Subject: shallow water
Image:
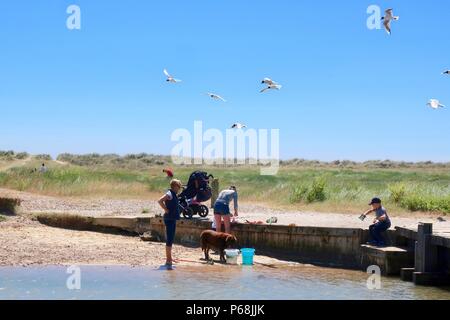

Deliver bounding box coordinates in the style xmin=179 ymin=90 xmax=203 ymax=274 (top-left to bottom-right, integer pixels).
xmin=1 ymin=265 xmax=450 ymax=300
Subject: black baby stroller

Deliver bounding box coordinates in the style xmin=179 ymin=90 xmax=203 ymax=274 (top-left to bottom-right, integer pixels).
xmin=179 ymin=171 xmax=214 ymax=219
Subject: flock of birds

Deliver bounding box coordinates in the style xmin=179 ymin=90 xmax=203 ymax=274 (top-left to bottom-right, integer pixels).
xmin=162 ymin=7 xmax=447 ymax=130
xmin=382 ymin=9 xmax=447 ymax=110
xmin=163 ymin=69 xmax=283 ymax=129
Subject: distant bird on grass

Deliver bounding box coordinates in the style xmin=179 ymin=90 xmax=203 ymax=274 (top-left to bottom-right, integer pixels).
xmin=427 ymin=99 xmax=446 ymax=109
xmin=382 ymin=8 xmax=399 ymax=35
xmin=206 ymin=93 xmax=226 ymax=102
xmin=163 ymin=69 xmax=181 ymax=83
xmin=231 ymin=123 xmax=246 ymax=129
xmin=260 ymin=84 xmax=282 ymax=93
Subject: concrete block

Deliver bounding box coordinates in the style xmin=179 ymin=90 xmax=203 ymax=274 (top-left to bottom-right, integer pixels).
xmin=360 ymin=245 xmax=414 ymax=276
xmin=413 ymin=272 xmax=450 ymax=286
xmin=400 ymin=268 xmax=415 ymax=281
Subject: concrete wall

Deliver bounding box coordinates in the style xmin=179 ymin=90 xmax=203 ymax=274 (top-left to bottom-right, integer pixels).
xmin=144 ymin=218 xmax=368 ymax=268
xmin=89 ymin=217 xmax=405 ymax=269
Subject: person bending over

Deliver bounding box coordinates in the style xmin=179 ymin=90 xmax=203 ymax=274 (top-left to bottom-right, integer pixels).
xmin=213 ymin=186 xmax=238 ymax=234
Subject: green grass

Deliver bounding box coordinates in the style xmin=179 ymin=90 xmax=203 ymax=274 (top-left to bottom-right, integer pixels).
xmin=0 ymin=216 xmax=6 ymax=222
xmin=1 ymin=160 xmax=450 ymax=215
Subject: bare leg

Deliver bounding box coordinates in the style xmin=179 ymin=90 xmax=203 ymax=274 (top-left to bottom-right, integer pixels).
xmin=214 ymin=214 xmax=222 ymax=233
xmin=223 ymin=215 xmax=231 ymax=234
xmin=165 ymin=246 xmax=173 ymax=265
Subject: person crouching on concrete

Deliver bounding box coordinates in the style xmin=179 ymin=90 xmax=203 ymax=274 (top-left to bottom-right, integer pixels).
xmin=361 ymin=198 xmax=391 ymax=247
xmin=157 ymin=179 xmax=182 ymax=267
xmin=213 ymin=186 xmax=238 ymax=234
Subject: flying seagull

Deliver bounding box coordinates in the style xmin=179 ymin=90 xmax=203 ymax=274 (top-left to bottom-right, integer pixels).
xmin=206 ymin=93 xmax=226 ymax=102
xmin=381 ymin=8 xmax=399 ymax=35
xmin=261 ymin=78 xmax=278 ymax=86
xmin=163 ymin=69 xmax=181 ymax=83
xmin=427 ymin=99 xmax=445 ymax=109
xmin=231 ymin=123 xmax=246 ymax=129
xmin=443 ymin=70 xmax=450 ymax=75
xmin=260 ymin=84 xmax=282 ymax=93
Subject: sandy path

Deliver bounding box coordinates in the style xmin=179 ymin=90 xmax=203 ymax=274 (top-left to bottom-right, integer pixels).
xmin=1 ymin=188 xmax=448 ymax=230
xmin=0 ymin=158 xmax=32 ymax=172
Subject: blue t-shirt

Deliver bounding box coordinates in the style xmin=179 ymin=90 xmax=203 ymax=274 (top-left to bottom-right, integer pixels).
xmin=375 ymin=207 xmax=390 ymax=223
xmin=164 ymin=189 xmax=180 ymax=221
xmin=215 ymin=189 xmax=238 ymax=211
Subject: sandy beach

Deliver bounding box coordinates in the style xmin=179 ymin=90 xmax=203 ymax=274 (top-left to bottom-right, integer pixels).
xmin=1 ymin=187 xmax=448 ymax=267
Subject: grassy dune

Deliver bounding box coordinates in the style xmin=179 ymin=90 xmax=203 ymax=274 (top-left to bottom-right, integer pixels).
xmin=1 ymin=154 xmax=450 ymax=215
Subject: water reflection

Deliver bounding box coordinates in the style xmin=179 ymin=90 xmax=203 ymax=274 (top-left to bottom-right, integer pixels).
xmin=0 ymin=265 xmax=449 ymax=300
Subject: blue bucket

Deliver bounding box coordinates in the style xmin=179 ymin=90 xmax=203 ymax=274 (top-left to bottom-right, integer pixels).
xmin=241 ymin=248 xmax=255 ymax=265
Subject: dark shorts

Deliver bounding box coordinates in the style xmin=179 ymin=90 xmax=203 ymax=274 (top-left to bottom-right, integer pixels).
xmin=164 ymin=219 xmax=177 ymax=247
xmin=214 ymin=201 xmax=231 ymax=216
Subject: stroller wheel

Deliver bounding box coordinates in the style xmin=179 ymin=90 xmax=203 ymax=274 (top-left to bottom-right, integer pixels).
xmin=182 ymin=207 xmax=194 ymax=220
xmin=198 ymin=205 xmax=209 ymax=218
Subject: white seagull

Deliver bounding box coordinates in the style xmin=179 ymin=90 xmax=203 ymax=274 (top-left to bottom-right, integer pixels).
xmin=381 ymin=8 xmax=399 ymax=35
xmin=260 ymin=84 xmax=282 ymax=93
xmin=427 ymin=99 xmax=446 ymax=109
xmin=261 ymin=78 xmax=278 ymax=86
xmin=231 ymin=123 xmax=246 ymax=129
xmin=163 ymin=69 xmax=181 ymax=83
xmin=443 ymin=70 xmax=450 ymax=75
xmin=206 ymin=93 xmax=226 ymax=102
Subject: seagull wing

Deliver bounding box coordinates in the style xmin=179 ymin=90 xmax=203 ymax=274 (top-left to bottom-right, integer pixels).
xmin=383 ymin=19 xmax=391 ymax=34
xmin=385 ymin=9 xmax=393 ymax=18
xmin=163 ymin=69 xmax=171 ymax=78
xmin=208 ymin=93 xmax=226 ymax=101
xmin=260 ymin=87 xmax=269 ymax=93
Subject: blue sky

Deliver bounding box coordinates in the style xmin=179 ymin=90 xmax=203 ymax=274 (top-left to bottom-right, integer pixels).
xmin=0 ymin=0 xmax=449 ymax=161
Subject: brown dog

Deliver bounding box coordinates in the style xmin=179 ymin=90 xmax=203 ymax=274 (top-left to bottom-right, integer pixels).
xmin=200 ymin=230 xmax=237 ymax=263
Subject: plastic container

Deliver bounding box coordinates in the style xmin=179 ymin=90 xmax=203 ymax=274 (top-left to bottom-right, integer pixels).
xmin=241 ymin=248 xmax=255 ymax=265
xmin=224 ymin=249 xmax=240 ymax=265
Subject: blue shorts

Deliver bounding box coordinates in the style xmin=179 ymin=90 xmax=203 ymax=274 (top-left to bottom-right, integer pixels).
xmin=164 ymin=219 xmax=177 ymax=247
xmin=214 ymin=201 xmax=231 ymax=216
